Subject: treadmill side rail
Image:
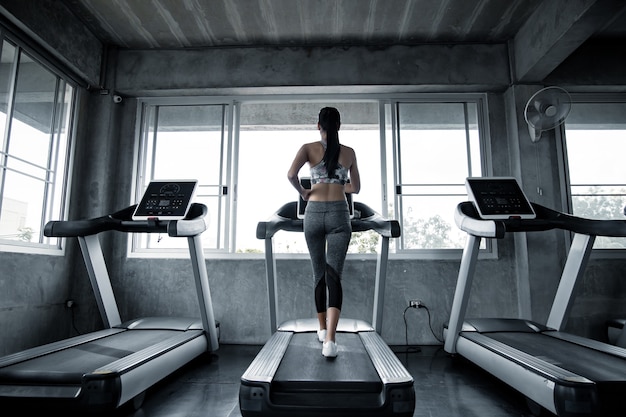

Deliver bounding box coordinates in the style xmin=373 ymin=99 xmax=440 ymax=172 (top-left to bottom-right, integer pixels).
xmin=0 ymin=329 xmax=125 ymax=368
xmin=360 ymin=332 xmax=414 ymax=385
xmin=241 ymin=331 xmax=292 ymax=384
xmin=460 ymin=332 xmax=594 ymax=385
xmin=455 ymin=335 xmax=597 ymax=416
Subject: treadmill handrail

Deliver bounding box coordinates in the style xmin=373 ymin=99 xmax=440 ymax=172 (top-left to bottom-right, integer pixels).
xmin=256 ymin=201 xmax=401 ymax=239
xmin=456 ymin=201 xmax=626 ymax=238
xmin=44 ymin=203 xmax=209 ymax=237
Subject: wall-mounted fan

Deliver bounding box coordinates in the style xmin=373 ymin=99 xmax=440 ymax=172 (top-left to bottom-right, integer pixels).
xmin=524 ymin=86 xmax=571 ymax=142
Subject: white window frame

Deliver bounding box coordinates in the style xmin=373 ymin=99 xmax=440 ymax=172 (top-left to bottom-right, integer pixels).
xmin=0 ymin=34 xmax=77 ymax=255
xmin=561 ymin=93 xmax=626 ymax=258
xmin=131 ymin=96 xmax=234 ymax=255
xmin=388 ymin=95 xmax=492 ymax=258
xmin=131 ymin=93 xmax=491 ymax=259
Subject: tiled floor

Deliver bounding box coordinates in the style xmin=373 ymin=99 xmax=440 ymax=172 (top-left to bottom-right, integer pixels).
xmin=113 ymin=344 xmax=537 ymax=417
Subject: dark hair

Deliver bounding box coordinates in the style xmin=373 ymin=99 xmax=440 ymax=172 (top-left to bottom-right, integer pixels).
xmin=319 ymin=107 xmax=341 ymax=178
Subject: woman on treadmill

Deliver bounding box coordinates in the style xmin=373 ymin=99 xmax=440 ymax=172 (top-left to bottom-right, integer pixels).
xmin=287 ymin=107 xmax=361 ymax=358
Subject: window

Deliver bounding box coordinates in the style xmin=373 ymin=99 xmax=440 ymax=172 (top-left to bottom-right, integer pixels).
xmin=134 ymin=101 xmax=230 ymax=252
xmin=134 ymin=95 xmax=488 ymax=256
xmin=563 ymin=97 xmax=626 ymax=249
xmin=391 ymin=100 xmax=484 ymax=251
xmin=0 ymin=39 xmax=75 ymax=251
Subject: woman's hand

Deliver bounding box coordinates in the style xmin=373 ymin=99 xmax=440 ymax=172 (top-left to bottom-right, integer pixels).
xmin=301 ymin=188 xmax=312 ymax=201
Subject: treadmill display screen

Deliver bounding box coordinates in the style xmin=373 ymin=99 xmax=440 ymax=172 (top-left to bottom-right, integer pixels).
xmin=466 ymin=177 xmax=536 ymax=220
xmin=132 ymin=180 xmax=198 ymax=220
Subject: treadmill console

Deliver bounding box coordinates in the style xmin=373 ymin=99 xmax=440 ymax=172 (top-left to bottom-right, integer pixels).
xmin=132 ymin=180 xmax=198 ymax=220
xmin=466 ymin=177 xmax=536 ymax=220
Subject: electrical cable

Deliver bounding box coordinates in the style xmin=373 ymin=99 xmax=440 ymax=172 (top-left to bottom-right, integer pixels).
xmin=396 ymin=303 xmax=444 ymax=355
xmin=421 ymin=305 xmax=444 ymax=344
xmin=70 ymin=306 xmax=82 ymax=335
xmin=394 ymin=306 xmax=421 ymax=354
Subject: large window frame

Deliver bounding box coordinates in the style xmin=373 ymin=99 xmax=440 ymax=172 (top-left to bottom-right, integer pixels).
xmin=133 ymin=93 xmax=490 ymax=258
xmin=0 ymin=32 xmax=77 ymax=254
xmin=561 ymin=93 xmax=626 ymax=255
xmin=132 ymin=97 xmax=232 ymax=254
xmin=389 ymin=98 xmax=489 ymax=256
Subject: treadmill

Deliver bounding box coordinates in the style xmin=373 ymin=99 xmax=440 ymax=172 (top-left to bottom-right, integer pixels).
xmin=444 ymin=177 xmax=626 ymax=417
xmin=0 ymin=180 xmax=220 ymax=412
xmin=239 ymin=201 xmax=415 ymax=417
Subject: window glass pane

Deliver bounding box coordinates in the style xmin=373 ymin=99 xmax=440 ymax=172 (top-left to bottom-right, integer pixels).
xmin=236 ymin=102 xmax=381 ymax=254
xmin=566 ymin=130 xmax=624 ymax=185
xmin=398 ymin=103 xmax=475 ymax=183
xmin=401 ymin=195 xmax=468 ymax=249
xmin=9 ymin=53 xmax=56 ymax=165
xmin=564 ymin=101 xmax=626 ymax=249
xmin=0 ymin=170 xmax=44 ymax=241
xmin=151 ymin=105 xmax=224 ymax=183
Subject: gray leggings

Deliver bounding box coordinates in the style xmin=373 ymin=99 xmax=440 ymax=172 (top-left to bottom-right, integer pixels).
xmin=303 ymin=201 xmax=352 ymax=312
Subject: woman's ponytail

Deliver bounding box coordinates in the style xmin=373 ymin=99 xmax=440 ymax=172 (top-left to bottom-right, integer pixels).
xmin=319 ymin=107 xmax=341 ymax=178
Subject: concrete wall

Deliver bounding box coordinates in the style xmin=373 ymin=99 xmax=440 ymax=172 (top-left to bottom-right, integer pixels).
xmin=0 ymin=0 xmax=102 ymax=86
xmin=1 ymin=4 xmax=626 ymax=357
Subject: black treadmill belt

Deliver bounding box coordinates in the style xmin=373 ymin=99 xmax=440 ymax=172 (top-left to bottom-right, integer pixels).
xmin=75 ymin=341 xmax=134 ymax=358
xmin=0 ymin=329 xmax=182 ymax=383
xmin=488 ymin=332 xmax=626 ymax=381
xmin=272 ymin=333 xmax=382 ymax=393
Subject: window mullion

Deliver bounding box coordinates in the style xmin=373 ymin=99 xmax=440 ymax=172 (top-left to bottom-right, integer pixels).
xmin=39 ymin=77 xmax=62 ymax=243
xmin=227 ymin=101 xmax=239 ymax=253
xmin=0 ymin=43 xmax=19 ymax=216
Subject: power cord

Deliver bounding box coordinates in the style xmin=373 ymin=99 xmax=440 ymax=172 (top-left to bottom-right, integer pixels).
xmin=420 ymin=305 xmax=444 ymax=344
xmin=397 ymin=306 xmax=421 ymax=353
xmin=403 ymin=302 xmax=444 ymax=347
xmin=65 ymin=300 xmax=83 ymax=335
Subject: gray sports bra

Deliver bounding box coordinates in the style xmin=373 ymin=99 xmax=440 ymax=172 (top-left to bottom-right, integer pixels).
xmin=310 ymin=160 xmax=349 ymax=185
xmin=311 ymin=141 xmax=348 ymax=185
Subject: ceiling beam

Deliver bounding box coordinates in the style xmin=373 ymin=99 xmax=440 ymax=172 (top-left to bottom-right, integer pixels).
xmin=511 ymin=0 xmax=626 ymax=83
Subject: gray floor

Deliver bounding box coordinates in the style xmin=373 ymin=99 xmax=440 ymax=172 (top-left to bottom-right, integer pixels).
xmin=115 ymin=344 xmax=536 ymax=417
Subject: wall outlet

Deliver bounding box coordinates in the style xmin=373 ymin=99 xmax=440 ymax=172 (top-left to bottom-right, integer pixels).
xmin=409 ymin=299 xmax=424 ymax=308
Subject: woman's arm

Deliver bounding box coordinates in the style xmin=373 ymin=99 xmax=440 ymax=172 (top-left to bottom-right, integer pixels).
xmin=287 ymin=144 xmax=312 ymax=199
xmin=345 ymin=148 xmax=360 ymax=194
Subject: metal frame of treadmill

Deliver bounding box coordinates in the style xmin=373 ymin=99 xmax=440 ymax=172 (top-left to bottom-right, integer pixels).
xmin=240 ymin=201 xmax=414 ymax=417
xmin=445 ymin=200 xmax=626 ymax=416
xmin=0 ymin=203 xmax=219 ymax=411
xmin=256 ymin=201 xmax=400 ymax=334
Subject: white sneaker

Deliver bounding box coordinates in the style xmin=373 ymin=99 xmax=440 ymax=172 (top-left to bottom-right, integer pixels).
xmin=317 ymin=329 xmax=327 ymax=343
xmin=322 ymin=341 xmax=338 ymax=358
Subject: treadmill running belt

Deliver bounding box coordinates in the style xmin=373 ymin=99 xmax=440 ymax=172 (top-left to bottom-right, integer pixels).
xmin=487 ymin=332 xmax=626 ymax=381
xmin=0 ymin=329 xmax=183 ymax=384
xmin=272 ymin=333 xmax=382 ymax=393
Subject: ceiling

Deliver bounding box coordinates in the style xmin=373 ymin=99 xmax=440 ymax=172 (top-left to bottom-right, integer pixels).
xmin=59 ymin=0 xmax=626 ymax=50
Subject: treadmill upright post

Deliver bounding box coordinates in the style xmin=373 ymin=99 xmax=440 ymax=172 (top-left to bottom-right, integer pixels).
xmin=187 ymin=234 xmax=220 ymax=351
xmin=546 ymin=233 xmax=595 ymax=331
xmin=78 ymin=234 xmax=122 ymax=328
xmin=264 ymin=236 xmax=278 ymax=333
xmin=372 ymin=235 xmax=390 ymax=333
xmin=444 ymin=234 xmax=481 ymax=354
